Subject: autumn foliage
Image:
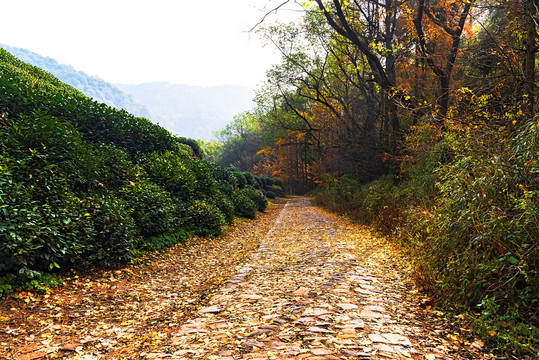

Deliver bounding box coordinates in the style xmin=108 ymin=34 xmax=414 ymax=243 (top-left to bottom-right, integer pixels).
xmin=211 ymin=0 xmax=538 ymax=355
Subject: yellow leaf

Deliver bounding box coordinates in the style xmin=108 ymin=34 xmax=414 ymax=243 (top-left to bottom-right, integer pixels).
xmin=488 ymin=330 xmax=496 ymax=336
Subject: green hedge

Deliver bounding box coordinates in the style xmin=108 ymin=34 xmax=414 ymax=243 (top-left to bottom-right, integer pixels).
xmin=0 ymin=47 xmax=281 ymax=292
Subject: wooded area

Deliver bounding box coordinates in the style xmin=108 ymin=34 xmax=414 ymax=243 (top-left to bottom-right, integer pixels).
xmin=207 ymin=0 xmax=538 ymax=356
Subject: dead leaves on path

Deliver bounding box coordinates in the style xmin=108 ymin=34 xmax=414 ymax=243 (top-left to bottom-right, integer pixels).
xmin=151 ymin=198 xmax=492 ymax=360
xmin=1 ymin=198 xmax=492 ymax=359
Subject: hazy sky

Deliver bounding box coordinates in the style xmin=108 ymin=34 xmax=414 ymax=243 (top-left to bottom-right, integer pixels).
xmin=0 ymin=0 xmax=304 ymax=87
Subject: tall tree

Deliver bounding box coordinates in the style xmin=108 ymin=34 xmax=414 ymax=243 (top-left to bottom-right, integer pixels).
xmin=412 ymin=0 xmax=475 ymax=125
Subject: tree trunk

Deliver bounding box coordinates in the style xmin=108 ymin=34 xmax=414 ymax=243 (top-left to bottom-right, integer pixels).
xmin=438 ymin=75 xmax=450 ymax=130
xmin=524 ymin=0 xmax=537 ymax=117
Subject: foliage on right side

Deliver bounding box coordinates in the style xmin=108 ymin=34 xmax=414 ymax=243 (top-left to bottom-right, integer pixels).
xmin=208 ymin=1 xmax=538 ymax=357
xmin=314 ymin=99 xmax=538 ymax=355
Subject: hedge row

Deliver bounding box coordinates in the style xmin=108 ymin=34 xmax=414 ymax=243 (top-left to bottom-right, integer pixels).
xmin=0 ymin=48 xmax=281 ymax=289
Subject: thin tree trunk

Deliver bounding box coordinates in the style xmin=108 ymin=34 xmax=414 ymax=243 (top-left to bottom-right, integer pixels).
xmin=524 ymin=0 xmax=536 ymax=117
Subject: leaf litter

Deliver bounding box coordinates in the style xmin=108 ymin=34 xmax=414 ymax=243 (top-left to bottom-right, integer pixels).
xmin=1 ymin=197 xmax=494 ymax=359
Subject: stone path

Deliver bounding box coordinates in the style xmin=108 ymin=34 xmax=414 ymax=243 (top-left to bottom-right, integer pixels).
xmin=148 ymin=197 xmax=476 ymax=360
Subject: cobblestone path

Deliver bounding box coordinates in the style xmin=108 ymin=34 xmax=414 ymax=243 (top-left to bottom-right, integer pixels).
xmin=164 ymin=198 xmax=481 ymax=360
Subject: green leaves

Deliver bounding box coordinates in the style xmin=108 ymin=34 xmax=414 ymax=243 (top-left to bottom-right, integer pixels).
xmin=0 ymin=47 xmax=279 ymax=296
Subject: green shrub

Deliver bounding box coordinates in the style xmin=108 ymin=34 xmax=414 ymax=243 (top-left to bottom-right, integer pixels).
xmin=232 ymin=189 xmax=258 ymax=219
xmin=84 ymin=192 xmax=138 ymax=264
xmin=177 ymin=137 xmax=203 ymax=158
xmin=139 ymin=151 xmax=196 ymax=201
xmin=265 ymin=191 xmax=276 ymax=199
xmin=213 ymin=191 xmax=235 ymax=223
xmin=187 ymin=200 xmax=225 ymax=236
xmin=119 ymin=180 xmax=178 ymax=237
xmin=267 ymin=184 xmax=283 ymax=196
xmin=230 ymin=168 xmax=247 ymax=189
xmin=243 ymin=172 xmax=256 ymax=187
xmin=3 ymin=113 xmax=102 ymax=192
xmin=0 ymin=157 xmax=96 ymax=275
xmin=185 ymin=158 xmax=218 ymax=198
xmin=93 ymin=144 xmax=137 ymax=189
xmin=242 ymin=187 xmax=268 ymax=212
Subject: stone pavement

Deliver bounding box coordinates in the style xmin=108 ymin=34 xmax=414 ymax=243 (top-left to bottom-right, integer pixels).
xmin=148 ymin=197 xmax=471 ymax=360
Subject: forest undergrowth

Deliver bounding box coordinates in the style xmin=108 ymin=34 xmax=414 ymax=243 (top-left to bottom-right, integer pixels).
xmin=315 ymin=110 xmax=539 ymax=358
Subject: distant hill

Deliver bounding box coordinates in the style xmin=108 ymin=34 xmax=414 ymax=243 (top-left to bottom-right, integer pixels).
xmin=117 ymin=83 xmax=255 ymax=141
xmin=0 ymin=44 xmax=256 ymax=140
xmin=0 ymin=43 xmax=154 ymax=120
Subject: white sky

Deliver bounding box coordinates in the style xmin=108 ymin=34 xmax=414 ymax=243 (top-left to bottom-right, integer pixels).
xmin=0 ymin=0 xmax=304 ymax=88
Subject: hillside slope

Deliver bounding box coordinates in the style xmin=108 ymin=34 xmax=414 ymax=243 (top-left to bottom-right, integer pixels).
xmin=0 ymin=43 xmax=154 ymax=120
xmin=0 ymin=44 xmax=255 ymax=140
xmin=0 ymin=47 xmax=279 ymax=290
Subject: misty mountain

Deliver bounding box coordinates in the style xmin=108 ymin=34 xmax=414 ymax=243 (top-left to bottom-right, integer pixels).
xmin=0 ymin=43 xmax=154 ymax=120
xmin=116 ymin=83 xmax=255 ymax=141
xmin=0 ymin=44 xmax=256 ymax=140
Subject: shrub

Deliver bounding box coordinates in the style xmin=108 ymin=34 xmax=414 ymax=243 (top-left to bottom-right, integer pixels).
xmin=230 ymin=168 xmax=247 ymax=189
xmin=232 ymin=189 xmax=258 ymax=219
xmin=267 ymin=184 xmax=284 ymax=197
xmin=212 ymin=191 xmax=235 ymax=223
xmin=265 ymin=191 xmax=276 ymax=199
xmin=243 ymin=172 xmax=256 ymax=187
xmin=139 ymin=151 xmax=196 ymax=201
xmin=211 ymin=164 xmax=238 ymax=195
xmin=3 ymin=113 xmax=102 ymax=193
xmin=84 ymin=192 xmax=138 ymax=264
xmin=119 ymin=180 xmax=177 ymax=237
xmin=177 ymin=137 xmax=203 ymax=158
xmin=186 ymin=200 xmax=225 ymax=236
xmin=185 ymin=158 xmax=218 ymax=198
xmin=0 ymin=156 xmax=95 ymax=275
xmin=93 ymin=144 xmax=137 ymax=189
xmin=242 ymin=187 xmax=268 ymax=212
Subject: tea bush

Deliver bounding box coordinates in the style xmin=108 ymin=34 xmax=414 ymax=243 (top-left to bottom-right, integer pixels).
xmin=187 ymin=200 xmax=226 ymax=236
xmin=242 ymin=187 xmax=268 ymax=212
xmin=265 ymin=191 xmax=276 ymax=199
xmin=119 ymin=180 xmax=177 ymax=237
xmin=84 ymin=192 xmax=138 ymax=264
xmin=232 ymin=189 xmax=258 ymax=219
xmin=186 ymin=158 xmax=219 ymax=198
xmin=139 ymin=151 xmax=196 ymax=201
xmin=212 ymin=191 xmax=236 ymax=223
xmin=0 ymin=154 xmax=94 ymax=274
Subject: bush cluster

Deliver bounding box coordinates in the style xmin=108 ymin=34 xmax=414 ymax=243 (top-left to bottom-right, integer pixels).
xmin=0 ymin=48 xmax=280 ymax=293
